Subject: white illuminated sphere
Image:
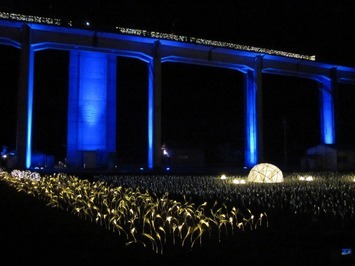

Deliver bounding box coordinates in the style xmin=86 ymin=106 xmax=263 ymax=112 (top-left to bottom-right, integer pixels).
xmin=247 ymin=163 xmax=283 ymax=183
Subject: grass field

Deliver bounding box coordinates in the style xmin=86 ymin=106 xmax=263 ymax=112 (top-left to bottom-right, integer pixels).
xmin=1 ymin=170 xmax=354 ymax=265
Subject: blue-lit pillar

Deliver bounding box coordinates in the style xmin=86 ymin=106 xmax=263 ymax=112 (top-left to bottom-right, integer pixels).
xmin=147 ymin=41 xmax=162 ymax=170
xmin=16 ymin=24 xmax=34 ymax=169
xmin=67 ymin=51 xmax=116 ymax=168
xmin=319 ymin=70 xmax=336 ymax=145
xmin=255 ymin=56 xmax=264 ymax=163
xmin=244 ymin=56 xmax=263 ymax=167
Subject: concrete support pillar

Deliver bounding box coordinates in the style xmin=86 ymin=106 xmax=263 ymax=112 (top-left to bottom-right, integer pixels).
xmin=319 ymin=69 xmax=336 ymax=145
xmin=244 ymin=56 xmax=263 ymax=167
xmin=16 ymin=24 xmax=34 ymax=169
xmin=147 ymin=41 xmax=162 ymax=170
xmin=67 ymin=51 xmax=116 ymax=168
xmin=255 ymin=56 xmax=264 ymax=163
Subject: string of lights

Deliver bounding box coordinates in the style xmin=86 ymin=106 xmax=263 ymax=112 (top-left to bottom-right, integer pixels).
xmin=0 ymin=11 xmax=315 ymax=61
xmin=117 ymin=27 xmax=316 ymax=61
xmin=0 ymin=11 xmax=61 ymax=26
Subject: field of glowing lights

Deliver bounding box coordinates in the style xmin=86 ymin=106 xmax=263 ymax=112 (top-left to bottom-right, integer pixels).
xmin=0 ymin=169 xmax=354 ymax=265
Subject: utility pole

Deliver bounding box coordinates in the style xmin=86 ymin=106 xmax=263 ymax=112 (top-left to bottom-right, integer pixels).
xmin=283 ymin=117 xmax=288 ymax=170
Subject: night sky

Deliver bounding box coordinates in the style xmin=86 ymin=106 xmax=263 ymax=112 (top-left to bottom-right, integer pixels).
xmin=0 ymin=1 xmax=355 ymax=170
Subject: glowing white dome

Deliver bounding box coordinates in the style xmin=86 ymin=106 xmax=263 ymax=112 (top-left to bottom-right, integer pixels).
xmin=247 ymin=163 xmax=283 ymax=183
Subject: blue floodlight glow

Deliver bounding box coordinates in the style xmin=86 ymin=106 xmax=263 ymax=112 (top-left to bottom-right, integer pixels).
xmin=26 ymin=47 xmax=34 ymax=169
xmin=67 ymin=51 xmax=116 ymax=167
xmin=244 ymin=70 xmax=258 ymax=167
xmin=341 ymin=248 xmax=352 ymax=256
xmin=147 ymin=59 xmax=154 ymax=169
xmin=77 ymin=53 xmax=108 ymax=150
xmin=320 ymin=82 xmax=335 ymax=144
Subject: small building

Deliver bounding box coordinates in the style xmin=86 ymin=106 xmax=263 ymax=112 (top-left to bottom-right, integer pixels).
xmin=301 ymin=144 xmax=355 ymax=171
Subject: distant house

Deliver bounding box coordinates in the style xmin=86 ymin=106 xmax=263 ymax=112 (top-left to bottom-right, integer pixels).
xmin=301 ymin=144 xmax=355 ymax=171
